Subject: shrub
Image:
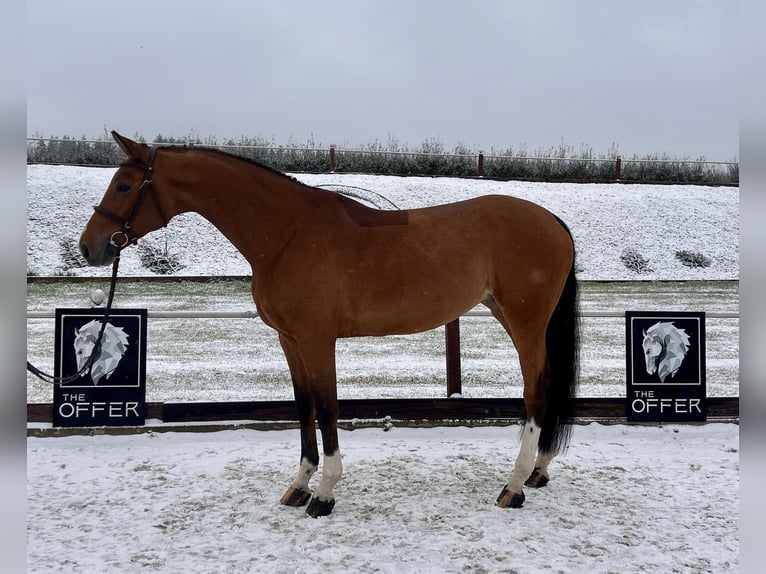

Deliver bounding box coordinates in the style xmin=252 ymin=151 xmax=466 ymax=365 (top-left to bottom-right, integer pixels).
xmin=620 ymin=249 xmax=653 ymax=274
xmin=137 ymin=240 xmax=185 ymax=274
xmin=27 ymin=132 xmax=739 ymax=184
xmin=675 ymin=250 xmax=712 ymax=268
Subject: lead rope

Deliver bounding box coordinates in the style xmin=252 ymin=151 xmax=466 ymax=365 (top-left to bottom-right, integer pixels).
xmin=26 ymin=252 xmax=122 ymax=386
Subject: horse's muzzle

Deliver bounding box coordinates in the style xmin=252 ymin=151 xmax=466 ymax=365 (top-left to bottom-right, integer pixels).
xmin=79 ymin=239 xmax=116 ymax=267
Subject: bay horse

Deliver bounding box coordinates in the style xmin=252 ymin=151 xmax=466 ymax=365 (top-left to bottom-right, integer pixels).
xmin=79 ymin=131 xmax=580 ymax=517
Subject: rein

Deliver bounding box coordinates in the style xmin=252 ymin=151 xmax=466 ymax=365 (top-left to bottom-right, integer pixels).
xmin=26 ymin=252 xmax=122 ymax=385
xmin=27 ymin=144 xmax=163 ymax=386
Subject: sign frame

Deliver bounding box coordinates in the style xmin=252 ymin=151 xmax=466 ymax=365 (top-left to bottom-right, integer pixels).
xmin=52 ymin=308 xmax=147 ymax=427
xmin=625 ymin=311 xmax=706 ymax=422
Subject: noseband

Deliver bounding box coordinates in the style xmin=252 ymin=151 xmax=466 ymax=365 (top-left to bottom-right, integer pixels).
xmin=93 ymin=145 xmax=169 ymax=247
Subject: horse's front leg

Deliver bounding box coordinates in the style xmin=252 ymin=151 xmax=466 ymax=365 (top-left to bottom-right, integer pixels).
xmin=279 ymin=376 xmax=318 ymax=508
xmin=306 ymin=387 xmax=342 ymax=518
xmin=278 ymin=333 xmax=342 ymax=517
xmin=279 ymin=334 xmax=317 ymax=508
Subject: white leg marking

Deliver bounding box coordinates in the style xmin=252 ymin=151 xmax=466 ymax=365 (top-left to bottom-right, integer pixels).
xmin=314 ymin=450 xmax=343 ymax=501
xmin=533 ymin=450 xmax=556 ymax=478
xmin=292 ymin=457 xmax=317 ymax=491
xmin=507 ymin=418 xmax=541 ymax=492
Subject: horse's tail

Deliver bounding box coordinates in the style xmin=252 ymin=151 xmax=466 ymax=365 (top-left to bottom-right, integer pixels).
xmin=538 ymin=218 xmax=580 ymax=455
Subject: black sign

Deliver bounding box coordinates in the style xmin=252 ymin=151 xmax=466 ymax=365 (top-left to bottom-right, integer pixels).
xmin=625 ymin=311 xmax=706 ymax=422
xmin=53 ymin=308 xmax=147 ymax=427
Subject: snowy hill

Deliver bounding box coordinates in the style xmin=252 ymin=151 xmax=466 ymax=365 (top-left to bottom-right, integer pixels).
xmin=26 ymin=165 xmax=739 ymax=280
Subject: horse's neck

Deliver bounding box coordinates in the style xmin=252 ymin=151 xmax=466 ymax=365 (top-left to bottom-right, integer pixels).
xmin=167 ymin=152 xmax=319 ymax=267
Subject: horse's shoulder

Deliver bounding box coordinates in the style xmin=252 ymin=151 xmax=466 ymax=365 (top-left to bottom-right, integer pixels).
xmin=335 ymin=194 xmax=409 ymax=228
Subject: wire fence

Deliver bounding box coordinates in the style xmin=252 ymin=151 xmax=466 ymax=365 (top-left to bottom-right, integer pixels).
xmin=26 ymin=137 xmax=739 ymax=185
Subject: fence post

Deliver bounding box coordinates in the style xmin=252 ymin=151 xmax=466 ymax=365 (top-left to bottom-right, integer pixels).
xmin=445 ymin=319 xmax=462 ymax=397
xmin=477 ymin=151 xmax=484 ymax=177
xmin=615 ymin=156 xmax=621 ymax=180
xmin=329 ymin=145 xmax=336 ymax=173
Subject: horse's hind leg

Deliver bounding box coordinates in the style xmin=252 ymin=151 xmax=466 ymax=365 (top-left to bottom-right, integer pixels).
xmin=483 ymin=296 xmax=551 ymax=507
xmin=525 ymin=450 xmax=555 ymax=488
xmin=497 ymin=342 xmax=550 ymax=508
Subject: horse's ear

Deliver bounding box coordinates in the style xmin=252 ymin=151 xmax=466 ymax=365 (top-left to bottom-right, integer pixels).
xmin=642 ymin=329 xmax=646 ymax=337
xmin=74 ymin=327 xmax=79 ymax=336
xmin=112 ymin=131 xmax=149 ymax=161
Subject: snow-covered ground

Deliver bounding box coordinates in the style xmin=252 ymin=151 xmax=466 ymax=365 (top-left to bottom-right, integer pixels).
xmin=26 ymin=165 xmax=739 ymax=280
xmin=27 ymin=422 xmax=739 ymax=573
xmin=26 ymin=165 xmax=740 ymax=572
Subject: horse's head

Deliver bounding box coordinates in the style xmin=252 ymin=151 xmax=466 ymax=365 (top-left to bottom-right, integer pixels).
xmin=79 ymin=131 xmax=170 ymax=266
xmin=73 ymin=320 xmax=130 ymax=385
xmin=642 ymin=329 xmax=664 ymax=376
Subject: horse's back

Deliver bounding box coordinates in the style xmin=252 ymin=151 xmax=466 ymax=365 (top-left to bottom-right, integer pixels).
xmin=337 ymin=193 xmax=568 ymax=247
xmin=313 ymin=193 xmax=575 ymax=336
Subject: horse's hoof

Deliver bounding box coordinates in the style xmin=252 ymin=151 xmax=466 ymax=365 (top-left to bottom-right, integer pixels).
xmin=306 ymin=497 xmax=335 ymax=518
xmin=280 ymin=486 xmax=312 ymax=507
xmin=496 ymin=485 xmax=525 ymax=508
xmin=525 ymin=467 xmax=550 ymax=488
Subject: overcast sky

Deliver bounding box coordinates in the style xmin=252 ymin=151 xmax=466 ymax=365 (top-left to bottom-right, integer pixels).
xmin=27 ymin=0 xmax=738 ymax=160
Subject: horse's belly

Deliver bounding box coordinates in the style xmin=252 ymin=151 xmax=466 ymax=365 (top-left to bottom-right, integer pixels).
xmin=339 ymin=285 xmax=486 ymax=337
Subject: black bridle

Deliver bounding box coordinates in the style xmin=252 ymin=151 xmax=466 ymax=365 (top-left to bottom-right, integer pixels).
xmin=27 ymin=145 xmax=166 ymax=386
xmin=92 ymin=145 xmax=168 ymax=248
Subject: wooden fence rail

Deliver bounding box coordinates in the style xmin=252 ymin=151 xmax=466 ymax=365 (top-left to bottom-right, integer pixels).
xmin=27 ymin=397 xmax=739 ymax=428
xmin=27 ymin=309 xmax=739 ymax=426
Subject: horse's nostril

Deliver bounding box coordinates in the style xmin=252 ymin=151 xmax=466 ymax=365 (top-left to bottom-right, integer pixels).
xmin=80 ymin=244 xmax=89 ymax=261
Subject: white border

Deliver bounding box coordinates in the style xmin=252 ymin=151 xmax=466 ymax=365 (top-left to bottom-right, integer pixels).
xmin=629 ymin=315 xmax=703 ymax=386
xmin=56 ymin=311 xmax=145 ymax=389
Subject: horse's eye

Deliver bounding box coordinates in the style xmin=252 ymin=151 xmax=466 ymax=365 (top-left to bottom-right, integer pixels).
xmin=116 ymin=183 xmax=131 ymax=193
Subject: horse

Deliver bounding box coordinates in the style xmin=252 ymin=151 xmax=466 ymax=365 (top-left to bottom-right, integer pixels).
xmin=79 ymin=131 xmax=580 ymax=517
xmin=642 ymin=321 xmax=691 ymax=383
xmin=73 ymin=319 xmax=130 ymax=385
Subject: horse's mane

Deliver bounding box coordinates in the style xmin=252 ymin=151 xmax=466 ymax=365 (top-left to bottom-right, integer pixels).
xmin=645 ymin=322 xmax=690 ymax=351
xmin=155 ymin=144 xmax=412 ymax=218
xmin=159 ymin=145 xmax=309 ymax=188
xmin=151 ymin=145 xmax=402 ymax=212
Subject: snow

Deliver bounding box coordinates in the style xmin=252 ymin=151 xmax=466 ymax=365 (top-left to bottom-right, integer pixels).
xmin=26 ymin=165 xmax=739 ymax=571
xmin=26 ymin=165 xmax=739 ymax=280
xmin=27 ymin=422 xmax=739 ymax=572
